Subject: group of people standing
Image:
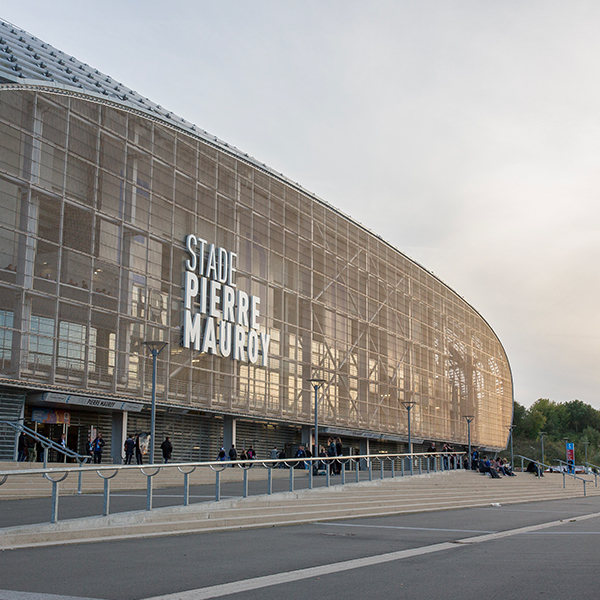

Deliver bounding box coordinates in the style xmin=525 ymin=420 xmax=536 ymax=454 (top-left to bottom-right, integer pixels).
xmin=16 ymin=432 xmax=40 ymax=462
xmin=217 ymin=444 xmax=256 ymax=465
xmin=122 ymin=433 xmax=146 ymax=464
xmin=426 ymin=441 xmax=459 ymax=469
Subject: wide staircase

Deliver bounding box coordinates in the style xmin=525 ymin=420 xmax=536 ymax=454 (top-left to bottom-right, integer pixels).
xmin=0 ymin=460 xmax=292 ymax=498
xmin=0 ymin=468 xmax=597 ymax=550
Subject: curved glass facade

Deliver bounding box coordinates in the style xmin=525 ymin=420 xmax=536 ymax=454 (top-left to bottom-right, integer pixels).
xmin=0 ymin=84 xmax=513 ymax=452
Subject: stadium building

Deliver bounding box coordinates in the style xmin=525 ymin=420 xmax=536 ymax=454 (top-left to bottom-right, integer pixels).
xmin=0 ymin=20 xmax=513 ymax=463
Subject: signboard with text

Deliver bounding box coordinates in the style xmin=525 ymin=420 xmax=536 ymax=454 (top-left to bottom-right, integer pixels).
xmin=182 ymin=235 xmax=271 ymax=365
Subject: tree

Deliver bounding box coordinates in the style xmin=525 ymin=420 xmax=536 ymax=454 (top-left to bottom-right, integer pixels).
xmin=564 ymin=400 xmax=600 ymax=434
xmin=512 ymin=400 xmax=527 ymax=436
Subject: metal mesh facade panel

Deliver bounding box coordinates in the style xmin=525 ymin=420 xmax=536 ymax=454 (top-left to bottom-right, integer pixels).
xmin=0 ymin=86 xmax=513 ymax=451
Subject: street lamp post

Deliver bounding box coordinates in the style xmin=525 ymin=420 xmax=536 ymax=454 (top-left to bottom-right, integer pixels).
xmin=507 ymin=425 xmax=515 ymax=468
xmin=539 ymin=431 xmax=546 ymax=467
xmin=583 ymin=441 xmax=590 ymax=468
xmin=308 ymin=378 xmax=326 ymax=474
xmin=402 ymin=401 xmax=417 ymax=475
xmin=144 ymin=340 xmax=168 ymax=464
xmin=464 ymin=416 xmax=474 ymax=470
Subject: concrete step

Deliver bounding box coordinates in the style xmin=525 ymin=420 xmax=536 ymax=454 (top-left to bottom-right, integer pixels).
xmin=0 ymin=470 xmax=594 ymax=550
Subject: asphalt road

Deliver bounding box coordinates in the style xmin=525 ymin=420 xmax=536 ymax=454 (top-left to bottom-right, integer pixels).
xmin=1 ymin=496 xmax=599 ymax=600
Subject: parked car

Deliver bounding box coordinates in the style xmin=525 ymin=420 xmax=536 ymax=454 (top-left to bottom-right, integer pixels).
xmin=545 ymin=464 xmax=588 ymax=474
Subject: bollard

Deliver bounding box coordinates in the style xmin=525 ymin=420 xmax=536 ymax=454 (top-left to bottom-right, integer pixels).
xmin=146 ymin=474 xmax=153 ymax=510
xmin=178 ymin=466 xmax=196 ymax=507
xmin=183 ymin=472 xmax=190 ymax=506
xmin=51 ymin=480 xmax=59 ymax=523
xmin=103 ymin=478 xmax=111 ymax=516
xmin=44 ymin=471 xmax=69 ymax=524
xmin=215 ymin=470 xmax=221 ymax=501
xmin=289 ymin=466 xmax=294 ymax=492
xmin=268 ymin=467 xmax=273 ymax=494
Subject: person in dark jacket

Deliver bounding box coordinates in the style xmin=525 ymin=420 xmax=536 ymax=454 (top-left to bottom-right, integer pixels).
xmin=335 ymin=437 xmax=343 ymax=474
xmin=93 ymin=432 xmax=105 ymax=464
xmin=161 ymin=436 xmax=173 ymax=463
xmin=228 ymin=444 xmax=237 ymax=466
xmin=124 ymin=434 xmax=135 ymax=464
xmin=17 ymin=432 xmax=27 ymax=462
xmin=135 ymin=433 xmax=143 ymax=465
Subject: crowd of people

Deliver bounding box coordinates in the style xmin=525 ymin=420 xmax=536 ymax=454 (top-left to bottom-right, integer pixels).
xmin=16 ymin=431 xmax=531 ymax=479
xmin=471 ymin=450 xmax=516 ymax=478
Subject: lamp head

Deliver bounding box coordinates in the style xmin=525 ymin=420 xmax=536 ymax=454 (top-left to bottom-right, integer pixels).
xmin=307 ymin=378 xmax=326 ymax=388
xmin=144 ymin=340 xmax=168 ymax=355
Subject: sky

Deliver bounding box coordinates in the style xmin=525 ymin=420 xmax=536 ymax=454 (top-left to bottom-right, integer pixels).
xmin=3 ymin=1 xmax=600 ymax=409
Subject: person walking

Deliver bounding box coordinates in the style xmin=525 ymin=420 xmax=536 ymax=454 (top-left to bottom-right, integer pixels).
xmin=86 ymin=437 xmax=94 ymax=462
xmin=161 ymin=436 xmax=173 ymax=463
xmin=247 ymin=445 xmax=256 ymax=467
xmin=92 ymin=432 xmax=105 ymax=464
xmin=17 ymin=432 xmax=27 ymax=462
xmin=27 ymin=436 xmax=36 ymax=462
xmin=327 ymin=437 xmax=337 ymax=474
xmin=134 ymin=433 xmax=143 ymax=465
xmin=228 ymin=444 xmax=237 ymax=466
xmin=124 ymin=434 xmax=135 ymax=464
xmin=295 ymin=444 xmax=306 ymax=469
xmin=59 ymin=433 xmax=67 ymax=462
xmin=335 ymin=437 xmax=343 ymax=474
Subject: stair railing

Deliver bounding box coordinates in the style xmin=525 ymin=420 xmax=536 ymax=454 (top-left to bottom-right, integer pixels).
xmin=583 ymin=462 xmax=600 ymax=487
xmin=0 ymin=420 xmax=90 ymax=466
xmin=515 ymin=454 xmax=590 ymax=496
xmin=0 ymin=450 xmax=466 ymax=525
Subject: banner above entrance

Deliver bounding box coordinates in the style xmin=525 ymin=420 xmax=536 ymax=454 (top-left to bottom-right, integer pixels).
xmin=32 ymin=408 xmax=71 ymax=424
xmin=31 ymin=392 xmax=144 ymax=413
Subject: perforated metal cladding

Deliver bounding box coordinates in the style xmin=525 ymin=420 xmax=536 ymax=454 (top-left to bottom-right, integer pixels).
xmin=0 ymin=85 xmax=513 ymax=451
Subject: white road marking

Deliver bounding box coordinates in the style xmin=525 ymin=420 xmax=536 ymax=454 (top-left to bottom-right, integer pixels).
xmin=313 ymin=522 xmax=497 ymax=534
xmin=143 ymin=510 xmax=600 ymax=600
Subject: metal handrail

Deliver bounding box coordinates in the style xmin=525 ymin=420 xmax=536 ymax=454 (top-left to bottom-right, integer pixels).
xmin=0 ymin=420 xmax=90 ymax=466
xmin=0 ymin=450 xmax=465 ymax=524
xmin=554 ymin=458 xmax=588 ymax=473
xmin=583 ymin=461 xmax=600 ymax=487
xmin=515 ymin=454 xmax=590 ymax=496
